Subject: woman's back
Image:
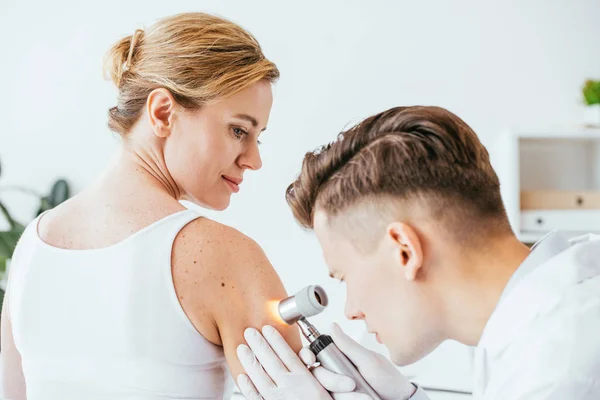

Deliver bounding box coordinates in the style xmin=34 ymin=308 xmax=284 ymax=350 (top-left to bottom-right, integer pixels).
xmin=9 ymin=208 xmax=233 ymax=399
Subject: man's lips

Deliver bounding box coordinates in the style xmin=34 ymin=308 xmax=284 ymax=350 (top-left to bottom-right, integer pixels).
xmin=368 ymin=329 xmax=382 ymax=343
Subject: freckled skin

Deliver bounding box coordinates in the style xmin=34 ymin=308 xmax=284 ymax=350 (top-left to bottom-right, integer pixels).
xmin=172 ymin=217 xmax=301 ymax=379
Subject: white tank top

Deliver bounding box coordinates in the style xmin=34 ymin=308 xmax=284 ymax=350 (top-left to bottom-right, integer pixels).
xmin=8 ymin=209 xmax=233 ymax=400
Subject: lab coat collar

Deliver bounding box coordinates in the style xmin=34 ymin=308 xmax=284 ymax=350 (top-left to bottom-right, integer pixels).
xmin=476 ymin=230 xmax=599 ymax=356
xmin=496 ymin=230 xmax=569 ymax=306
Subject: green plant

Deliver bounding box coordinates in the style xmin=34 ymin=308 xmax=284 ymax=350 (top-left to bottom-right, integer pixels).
xmin=0 ymin=159 xmax=70 ymax=310
xmin=583 ymin=80 xmax=600 ymax=106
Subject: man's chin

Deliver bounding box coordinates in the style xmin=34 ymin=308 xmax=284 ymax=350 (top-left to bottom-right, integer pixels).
xmin=389 ymin=346 xmax=429 ymax=367
xmin=390 ymin=354 xmax=413 ymax=367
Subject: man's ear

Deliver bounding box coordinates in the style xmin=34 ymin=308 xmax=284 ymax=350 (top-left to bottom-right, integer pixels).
xmin=146 ymin=88 xmax=176 ymax=138
xmin=386 ymin=222 xmax=423 ymax=281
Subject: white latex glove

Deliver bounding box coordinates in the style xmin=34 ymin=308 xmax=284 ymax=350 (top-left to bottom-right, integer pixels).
xmin=299 ymin=323 xmax=416 ymax=400
xmin=237 ymin=325 xmax=364 ymax=400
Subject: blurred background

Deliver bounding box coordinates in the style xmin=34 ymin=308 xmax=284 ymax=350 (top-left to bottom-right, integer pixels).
xmin=2 ymin=0 xmax=600 ymax=398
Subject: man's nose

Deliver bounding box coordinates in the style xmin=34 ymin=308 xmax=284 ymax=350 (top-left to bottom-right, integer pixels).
xmin=344 ymin=296 xmax=365 ymax=321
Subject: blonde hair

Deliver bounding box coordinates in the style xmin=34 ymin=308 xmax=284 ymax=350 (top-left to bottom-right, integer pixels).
xmin=103 ymin=12 xmax=280 ymax=135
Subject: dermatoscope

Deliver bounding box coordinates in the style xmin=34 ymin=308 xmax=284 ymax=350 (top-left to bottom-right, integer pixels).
xmin=277 ymin=285 xmax=382 ymax=399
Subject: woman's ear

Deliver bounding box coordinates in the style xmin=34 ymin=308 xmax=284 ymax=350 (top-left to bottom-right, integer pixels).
xmin=146 ymin=88 xmax=175 ymax=138
xmin=386 ymin=222 xmax=423 ymax=281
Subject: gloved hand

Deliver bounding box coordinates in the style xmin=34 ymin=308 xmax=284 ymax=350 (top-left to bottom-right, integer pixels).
xmin=299 ymin=323 xmax=416 ymax=400
xmin=237 ymin=325 xmax=364 ymax=400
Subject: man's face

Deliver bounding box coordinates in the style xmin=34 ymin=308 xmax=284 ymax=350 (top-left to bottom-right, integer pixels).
xmin=313 ymin=209 xmax=443 ymax=366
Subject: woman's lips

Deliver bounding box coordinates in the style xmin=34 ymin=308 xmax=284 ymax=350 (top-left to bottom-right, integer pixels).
xmin=222 ymin=176 xmax=241 ymax=193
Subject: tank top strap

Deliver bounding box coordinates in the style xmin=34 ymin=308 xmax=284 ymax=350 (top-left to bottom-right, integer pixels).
xmin=159 ymin=208 xmax=204 ymax=243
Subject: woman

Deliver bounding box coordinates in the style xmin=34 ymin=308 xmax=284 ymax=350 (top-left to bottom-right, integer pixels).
xmin=1 ymin=12 xmax=300 ymax=399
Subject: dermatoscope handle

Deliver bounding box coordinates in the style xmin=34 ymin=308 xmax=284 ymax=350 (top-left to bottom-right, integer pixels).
xmin=314 ymin=338 xmax=382 ymax=399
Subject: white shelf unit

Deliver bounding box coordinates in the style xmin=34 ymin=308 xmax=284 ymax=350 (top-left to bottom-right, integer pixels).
xmin=491 ymin=128 xmax=600 ymax=244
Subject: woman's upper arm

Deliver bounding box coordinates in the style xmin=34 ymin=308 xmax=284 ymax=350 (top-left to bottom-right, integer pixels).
xmin=1 ymin=283 xmax=27 ymax=399
xmin=173 ymin=219 xmax=302 ymax=380
xmin=205 ymin=227 xmax=302 ymax=379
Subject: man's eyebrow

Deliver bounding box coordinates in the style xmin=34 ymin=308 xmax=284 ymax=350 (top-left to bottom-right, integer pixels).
xmin=233 ymin=113 xmax=266 ymax=131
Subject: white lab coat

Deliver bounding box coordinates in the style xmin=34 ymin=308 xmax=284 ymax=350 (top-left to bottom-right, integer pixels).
xmin=410 ymin=231 xmax=600 ymax=400
xmin=471 ymin=231 xmax=600 ymax=399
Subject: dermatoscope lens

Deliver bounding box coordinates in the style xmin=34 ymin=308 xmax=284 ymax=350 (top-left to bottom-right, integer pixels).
xmin=278 ymin=285 xmax=329 ymax=324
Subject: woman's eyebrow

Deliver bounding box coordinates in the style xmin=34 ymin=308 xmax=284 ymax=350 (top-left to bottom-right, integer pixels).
xmin=232 ymin=113 xmax=267 ymax=132
xmin=233 ymin=113 xmax=258 ymax=127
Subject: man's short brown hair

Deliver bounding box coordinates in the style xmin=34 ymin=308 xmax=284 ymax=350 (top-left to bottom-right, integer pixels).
xmin=285 ymin=106 xmax=511 ymax=244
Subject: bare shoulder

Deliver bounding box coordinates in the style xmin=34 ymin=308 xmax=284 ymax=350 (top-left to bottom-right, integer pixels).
xmin=172 ymin=217 xmax=295 ymax=348
xmin=174 ymin=217 xmax=268 ymax=276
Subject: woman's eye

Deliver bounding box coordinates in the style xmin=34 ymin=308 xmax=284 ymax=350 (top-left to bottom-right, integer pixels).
xmin=232 ymin=127 xmax=248 ymax=139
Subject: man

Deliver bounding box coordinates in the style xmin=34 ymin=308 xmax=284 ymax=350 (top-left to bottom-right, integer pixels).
xmin=236 ymin=106 xmax=600 ymax=399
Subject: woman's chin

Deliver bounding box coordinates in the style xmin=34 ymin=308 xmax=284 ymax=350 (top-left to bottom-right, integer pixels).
xmin=182 ymin=195 xmax=231 ymax=211
xmin=208 ymin=196 xmax=232 ymax=211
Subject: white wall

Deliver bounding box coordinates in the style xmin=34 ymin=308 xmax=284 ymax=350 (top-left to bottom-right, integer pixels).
xmin=2 ymin=0 xmax=600 ymax=391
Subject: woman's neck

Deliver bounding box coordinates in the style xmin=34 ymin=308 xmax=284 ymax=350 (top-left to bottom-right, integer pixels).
xmin=97 ymin=143 xmax=181 ymax=200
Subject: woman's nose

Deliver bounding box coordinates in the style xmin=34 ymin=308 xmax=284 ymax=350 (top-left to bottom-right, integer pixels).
xmin=239 ymin=142 xmax=262 ymax=171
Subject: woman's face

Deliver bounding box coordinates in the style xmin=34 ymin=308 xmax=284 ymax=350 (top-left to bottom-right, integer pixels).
xmin=163 ymin=80 xmax=273 ymax=210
